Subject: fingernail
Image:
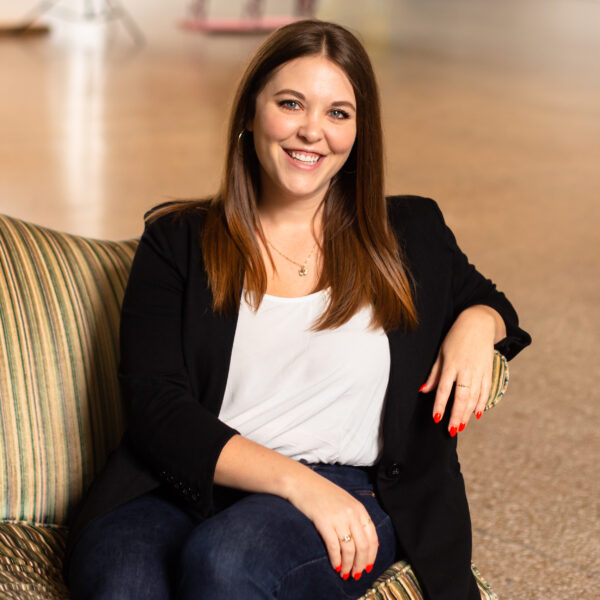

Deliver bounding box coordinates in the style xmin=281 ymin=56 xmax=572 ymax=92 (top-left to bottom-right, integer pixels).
xmin=335 ymin=564 xmax=341 ymax=573
xmin=342 ymin=572 xmax=350 ymax=580
xmin=353 ymin=571 xmax=363 ymax=580
xmin=450 ymin=426 xmax=457 ymax=437
xmin=459 ymin=422 xmax=466 ymax=432
xmin=476 ymin=411 xmax=482 ymax=420
xmin=366 ymin=563 xmax=374 ymax=573
xmin=377 ymin=542 xmax=380 ymax=547
xmin=433 ymin=413 xmax=442 ymax=423
xmin=419 ymin=383 xmax=427 ymax=392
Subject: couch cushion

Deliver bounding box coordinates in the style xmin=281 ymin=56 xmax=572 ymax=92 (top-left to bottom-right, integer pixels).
xmin=0 ymin=522 xmax=68 ymax=599
xmin=358 ymin=561 xmax=498 ymax=600
xmin=0 ymin=215 xmax=137 ymax=525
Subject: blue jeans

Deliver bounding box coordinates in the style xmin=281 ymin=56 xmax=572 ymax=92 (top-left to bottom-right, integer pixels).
xmin=67 ymin=463 xmax=398 ymax=600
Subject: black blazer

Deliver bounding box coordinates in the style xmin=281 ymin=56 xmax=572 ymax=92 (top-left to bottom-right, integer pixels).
xmin=66 ymin=195 xmax=531 ymax=600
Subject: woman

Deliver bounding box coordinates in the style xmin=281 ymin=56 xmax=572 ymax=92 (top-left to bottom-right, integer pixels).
xmin=66 ymin=19 xmax=531 ymax=600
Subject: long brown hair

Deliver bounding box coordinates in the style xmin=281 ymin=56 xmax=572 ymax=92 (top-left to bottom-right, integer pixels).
xmin=150 ymin=20 xmax=418 ymax=333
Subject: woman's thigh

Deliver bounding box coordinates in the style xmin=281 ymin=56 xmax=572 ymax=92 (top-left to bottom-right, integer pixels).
xmin=176 ymin=466 xmax=397 ymax=600
xmin=68 ymin=489 xmax=196 ymax=600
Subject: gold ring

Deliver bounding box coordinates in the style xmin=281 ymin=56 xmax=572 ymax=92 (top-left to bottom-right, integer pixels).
xmin=339 ymin=534 xmax=352 ymax=543
xmin=456 ymin=384 xmax=470 ymax=389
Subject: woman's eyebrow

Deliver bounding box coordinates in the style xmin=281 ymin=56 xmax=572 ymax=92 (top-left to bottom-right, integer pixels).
xmin=274 ymin=89 xmax=356 ymax=112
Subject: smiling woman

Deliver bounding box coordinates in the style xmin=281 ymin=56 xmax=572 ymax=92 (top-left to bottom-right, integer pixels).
xmin=249 ymin=55 xmax=357 ymax=207
xmin=64 ymin=19 xmax=531 ymax=600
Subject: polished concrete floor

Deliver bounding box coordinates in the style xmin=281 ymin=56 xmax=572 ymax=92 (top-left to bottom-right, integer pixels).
xmin=1 ymin=1 xmax=599 ymax=598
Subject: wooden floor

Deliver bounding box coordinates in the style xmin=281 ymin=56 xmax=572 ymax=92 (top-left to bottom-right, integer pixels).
xmin=1 ymin=1 xmax=599 ymax=598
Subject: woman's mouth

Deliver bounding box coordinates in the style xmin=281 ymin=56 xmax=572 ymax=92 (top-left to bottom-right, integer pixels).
xmin=283 ymin=149 xmax=323 ymax=166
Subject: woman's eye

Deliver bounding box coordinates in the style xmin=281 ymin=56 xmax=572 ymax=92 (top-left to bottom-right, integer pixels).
xmin=279 ymin=100 xmax=300 ymax=110
xmin=330 ymin=109 xmax=350 ymax=120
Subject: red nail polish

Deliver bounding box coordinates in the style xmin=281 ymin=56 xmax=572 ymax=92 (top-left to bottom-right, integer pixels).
xmin=450 ymin=426 xmax=457 ymax=437
xmin=353 ymin=571 xmax=363 ymax=580
xmin=335 ymin=564 xmax=341 ymax=572
xmin=433 ymin=413 xmax=442 ymax=423
xmin=459 ymin=422 xmax=466 ymax=432
xmin=342 ymin=572 xmax=350 ymax=580
xmin=476 ymin=411 xmax=482 ymax=420
xmin=419 ymin=383 xmax=427 ymax=392
xmin=366 ymin=563 xmax=374 ymax=573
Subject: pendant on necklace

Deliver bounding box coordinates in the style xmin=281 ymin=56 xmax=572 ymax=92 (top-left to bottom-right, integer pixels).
xmin=298 ymin=265 xmax=308 ymax=277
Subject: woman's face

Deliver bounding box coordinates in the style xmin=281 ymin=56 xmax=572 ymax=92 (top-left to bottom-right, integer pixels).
xmin=249 ymin=55 xmax=357 ymax=206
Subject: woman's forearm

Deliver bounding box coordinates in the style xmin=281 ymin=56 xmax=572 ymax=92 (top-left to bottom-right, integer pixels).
xmin=214 ymin=434 xmax=314 ymax=500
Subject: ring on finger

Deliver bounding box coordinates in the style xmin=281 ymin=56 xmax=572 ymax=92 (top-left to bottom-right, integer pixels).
xmin=339 ymin=533 xmax=352 ymax=543
xmin=456 ymin=383 xmax=470 ymax=389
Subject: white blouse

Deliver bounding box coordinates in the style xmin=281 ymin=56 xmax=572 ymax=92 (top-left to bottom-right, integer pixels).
xmin=219 ymin=288 xmax=391 ymax=466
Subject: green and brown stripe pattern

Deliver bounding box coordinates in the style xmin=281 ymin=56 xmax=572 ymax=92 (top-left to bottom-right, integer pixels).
xmin=358 ymin=561 xmax=498 ymax=600
xmin=0 ymin=214 xmax=137 ymax=525
xmin=0 ymin=522 xmax=68 ymax=599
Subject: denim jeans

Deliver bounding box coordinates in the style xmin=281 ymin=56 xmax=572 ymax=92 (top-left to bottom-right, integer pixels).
xmin=67 ymin=463 xmax=398 ymax=600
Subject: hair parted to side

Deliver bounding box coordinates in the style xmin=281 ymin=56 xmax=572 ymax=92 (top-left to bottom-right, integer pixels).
xmin=149 ymin=19 xmax=418 ymax=333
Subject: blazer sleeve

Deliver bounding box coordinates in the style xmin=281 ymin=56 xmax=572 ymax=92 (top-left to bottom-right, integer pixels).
xmin=430 ymin=199 xmax=532 ymax=360
xmin=118 ymin=213 xmax=239 ymax=515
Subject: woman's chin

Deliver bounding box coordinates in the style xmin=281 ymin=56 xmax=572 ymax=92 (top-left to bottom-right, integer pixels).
xmin=276 ymin=180 xmax=331 ymax=203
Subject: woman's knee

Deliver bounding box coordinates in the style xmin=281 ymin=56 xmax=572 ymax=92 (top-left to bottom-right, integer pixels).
xmin=68 ymin=491 xmax=195 ymax=600
xmin=68 ymin=532 xmax=173 ymax=600
xmin=177 ymin=520 xmax=270 ymax=596
xmin=176 ymin=495 xmax=315 ymax=597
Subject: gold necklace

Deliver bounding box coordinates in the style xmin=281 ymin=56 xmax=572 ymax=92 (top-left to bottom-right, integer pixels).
xmin=265 ymin=238 xmax=318 ymax=277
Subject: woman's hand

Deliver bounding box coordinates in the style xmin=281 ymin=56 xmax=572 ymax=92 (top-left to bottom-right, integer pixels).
xmin=285 ymin=471 xmax=379 ymax=581
xmin=215 ymin=435 xmax=378 ymax=581
xmin=419 ymin=305 xmax=506 ymax=435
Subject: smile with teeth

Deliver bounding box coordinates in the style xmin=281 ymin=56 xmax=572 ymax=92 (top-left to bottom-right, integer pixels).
xmin=285 ymin=149 xmax=322 ymax=164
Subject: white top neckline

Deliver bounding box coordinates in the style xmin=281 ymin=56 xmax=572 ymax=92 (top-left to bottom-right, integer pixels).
xmin=255 ymin=288 xmax=329 ymax=303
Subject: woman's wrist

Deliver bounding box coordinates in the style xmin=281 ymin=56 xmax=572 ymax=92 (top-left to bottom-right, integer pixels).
xmin=459 ymin=304 xmax=506 ymax=344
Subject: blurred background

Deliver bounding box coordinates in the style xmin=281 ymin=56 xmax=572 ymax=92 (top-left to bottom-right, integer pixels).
xmin=1 ymin=1 xmax=598 ymax=598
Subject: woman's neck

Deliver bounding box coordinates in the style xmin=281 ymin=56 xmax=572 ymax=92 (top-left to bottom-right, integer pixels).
xmin=257 ymin=196 xmax=324 ymax=239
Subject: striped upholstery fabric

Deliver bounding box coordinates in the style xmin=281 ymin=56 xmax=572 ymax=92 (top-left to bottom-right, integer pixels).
xmin=0 ymin=214 xmax=499 ymax=599
xmin=358 ymin=562 xmax=498 ymax=600
xmin=486 ymin=350 xmax=509 ymax=411
xmin=0 ymin=214 xmax=137 ymax=525
xmin=0 ymin=523 xmax=68 ymax=599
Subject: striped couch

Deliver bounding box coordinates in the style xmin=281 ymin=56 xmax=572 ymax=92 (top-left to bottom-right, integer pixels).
xmin=0 ymin=214 xmax=499 ymax=599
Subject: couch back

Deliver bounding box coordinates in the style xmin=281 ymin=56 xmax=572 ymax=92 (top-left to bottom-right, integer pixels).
xmin=0 ymin=215 xmax=138 ymax=525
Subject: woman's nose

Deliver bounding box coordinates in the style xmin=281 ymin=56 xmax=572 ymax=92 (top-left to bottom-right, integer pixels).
xmin=297 ymin=113 xmax=323 ymax=143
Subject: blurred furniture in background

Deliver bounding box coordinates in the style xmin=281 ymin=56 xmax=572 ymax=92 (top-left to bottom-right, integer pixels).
xmin=181 ymin=0 xmax=316 ymax=33
xmin=16 ymin=0 xmax=144 ymax=44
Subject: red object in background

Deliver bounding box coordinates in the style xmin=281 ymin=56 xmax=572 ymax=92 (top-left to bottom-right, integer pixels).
xmin=180 ymin=0 xmax=316 ymax=33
